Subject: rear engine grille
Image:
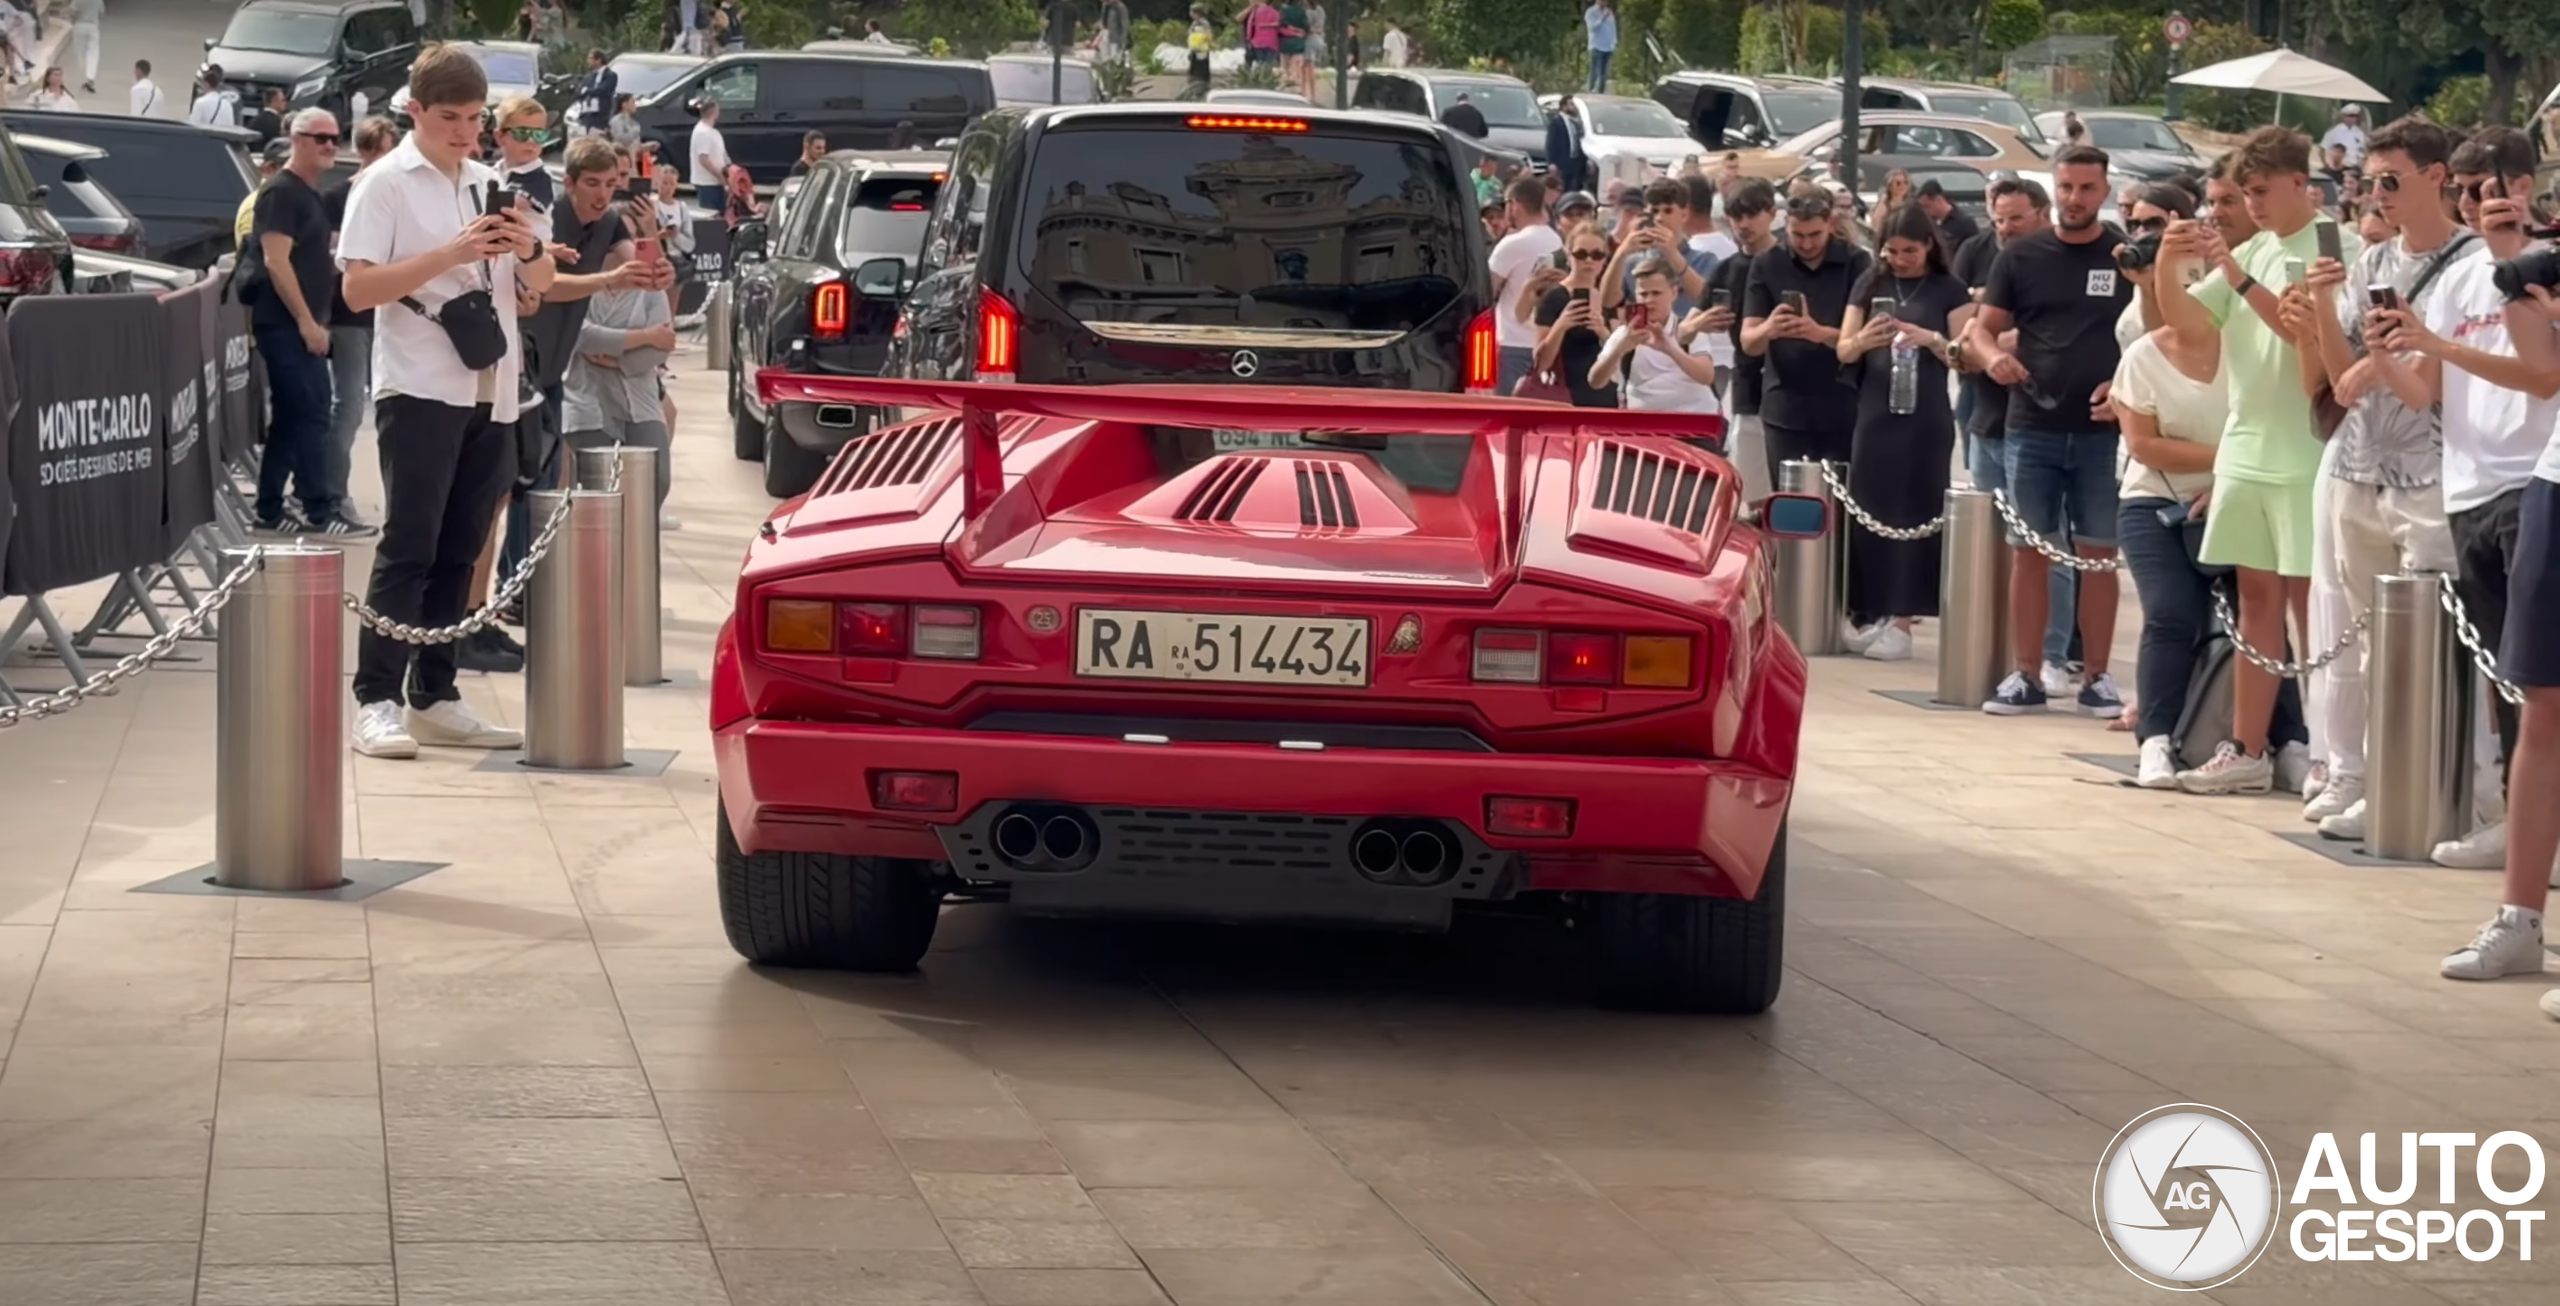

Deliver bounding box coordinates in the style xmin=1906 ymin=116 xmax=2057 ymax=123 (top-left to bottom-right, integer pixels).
xmin=1293 ymin=464 xmax=1361 ymax=529
xmin=1172 ymin=457 xmax=1268 ymax=523
xmin=1591 ymin=441 xmax=1712 ymax=534
xmin=1099 ymin=809 xmax=1353 ymax=872
xmin=815 ymin=417 xmax=956 ymax=495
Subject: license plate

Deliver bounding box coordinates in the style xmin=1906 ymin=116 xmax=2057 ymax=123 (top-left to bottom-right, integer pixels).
xmin=1211 ymin=429 xmax=1307 ymax=452
xmin=1075 ymin=609 xmax=1370 ymax=687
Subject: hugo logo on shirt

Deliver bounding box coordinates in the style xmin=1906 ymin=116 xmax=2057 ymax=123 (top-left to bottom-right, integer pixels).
xmin=2085 ymin=269 xmax=2119 ymax=297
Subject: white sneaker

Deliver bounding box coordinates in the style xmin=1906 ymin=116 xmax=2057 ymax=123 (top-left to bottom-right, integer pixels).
xmin=2302 ymin=759 xmax=2329 ymax=803
xmin=1842 ymin=619 xmax=1886 ymax=654
xmin=2176 ymin=741 xmax=2273 ymax=796
xmin=1862 ymin=624 xmax=1913 ymax=662
xmin=2136 ymin=735 xmax=2178 ymax=790
xmin=2303 ymin=773 xmax=2363 ymax=823
xmin=2317 ymin=797 xmax=2366 ymax=842
xmin=2539 ymin=990 xmax=2560 ymax=1021
xmin=2039 ymin=660 xmax=2078 ymax=698
xmin=352 ymin=700 xmax=418 ymax=760
xmin=405 ymin=699 xmax=523 ymax=750
xmin=2442 ymin=905 xmax=2545 ymax=980
xmin=2272 ymin=742 xmax=2314 ymax=801
xmin=659 ymin=513 xmax=682 ymax=532
xmin=2434 ymin=820 xmax=2509 ymax=871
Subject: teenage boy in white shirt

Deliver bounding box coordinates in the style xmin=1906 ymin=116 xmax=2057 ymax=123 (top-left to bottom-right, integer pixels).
xmin=337 ymin=44 xmax=555 ymax=759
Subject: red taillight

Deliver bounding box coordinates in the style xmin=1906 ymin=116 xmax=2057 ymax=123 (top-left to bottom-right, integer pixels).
xmin=890 ymin=202 xmax=926 ymax=211
xmin=1486 ymin=796 xmax=1576 ymax=838
xmin=1463 ymin=309 xmax=1498 ymax=394
xmin=1185 ymin=114 xmax=1309 ymax=132
xmin=976 ymin=287 xmax=1020 ymax=380
xmin=872 ymin=770 xmax=958 ymax=812
xmin=1547 ymin=633 xmax=1618 ymax=686
xmin=71 ymin=233 xmax=137 ymax=253
xmin=838 ymin=602 xmax=906 ymax=656
xmin=0 ymin=249 xmax=56 ymax=291
xmin=811 ymin=282 xmax=849 ymax=340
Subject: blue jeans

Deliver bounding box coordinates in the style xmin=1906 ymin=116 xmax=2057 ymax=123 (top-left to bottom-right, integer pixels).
xmin=2003 ymin=428 xmax=2120 ymax=547
xmin=1498 ymin=345 xmax=1534 ymax=398
xmin=1587 ymin=48 xmax=1612 ymax=91
xmin=324 ymin=324 xmax=370 ymax=520
xmin=2119 ymin=496 xmax=2308 ymax=746
xmin=1968 ymin=433 xmax=2074 ymax=665
xmin=253 ymin=321 xmax=335 ymax=523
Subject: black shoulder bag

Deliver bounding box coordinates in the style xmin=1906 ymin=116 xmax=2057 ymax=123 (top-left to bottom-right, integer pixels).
xmin=401 ymin=182 xmax=511 ymax=372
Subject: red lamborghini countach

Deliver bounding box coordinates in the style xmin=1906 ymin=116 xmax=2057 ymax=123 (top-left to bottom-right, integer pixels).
xmin=712 ymin=376 xmax=1823 ymax=1012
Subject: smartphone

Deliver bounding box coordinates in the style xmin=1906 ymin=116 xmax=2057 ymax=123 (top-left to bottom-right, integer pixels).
xmin=483 ymin=185 xmax=515 ymax=217
xmin=2281 ymin=256 xmax=2307 ymax=284
xmin=2368 ymin=285 xmax=2401 ymax=312
xmin=1549 ymin=249 xmax=1570 ymax=272
xmin=2315 ymin=220 xmax=2343 ymax=263
xmin=1568 ymin=287 xmax=1591 ymax=304
xmin=1709 ymin=288 xmax=1733 ymax=311
xmin=634 ymin=237 xmax=662 ymax=265
xmin=1870 ymin=296 xmax=1897 ymax=320
xmin=1782 ymin=290 xmax=1808 ymax=315
xmin=1627 ymin=304 xmax=1651 ymax=331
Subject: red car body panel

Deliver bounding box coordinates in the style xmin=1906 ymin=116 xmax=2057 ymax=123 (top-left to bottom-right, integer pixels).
xmin=718 ymin=375 xmax=1806 ymax=904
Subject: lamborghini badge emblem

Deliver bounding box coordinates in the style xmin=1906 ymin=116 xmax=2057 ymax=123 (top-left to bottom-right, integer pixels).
xmin=1386 ymin=614 xmax=1422 ymax=655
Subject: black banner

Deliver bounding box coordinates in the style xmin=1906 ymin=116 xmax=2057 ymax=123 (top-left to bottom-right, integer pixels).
xmin=160 ymin=281 xmax=218 ymax=555
xmin=0 ymin=322 xmax=15 ymax=592
xmin=2 ymin=294 xmax=170 ymax=597
xmin=691 ymin=215 xmax=731 ymax=284
xmin=213 ymin=295 xmax=257 ymax=467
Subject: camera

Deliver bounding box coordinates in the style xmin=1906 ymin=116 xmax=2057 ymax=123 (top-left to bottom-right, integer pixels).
xmin=2115 ymin=231 xmax=2163 ymax=273
xmin=2490 ymin=247 xmax=2560 ymax=302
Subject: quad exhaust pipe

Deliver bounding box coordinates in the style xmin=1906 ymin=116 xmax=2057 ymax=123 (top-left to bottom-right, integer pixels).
xmin=1351 ymin=819 xmax=1458 ymax=886
xmin=990 ymin=805 xmax=1099 ymax=872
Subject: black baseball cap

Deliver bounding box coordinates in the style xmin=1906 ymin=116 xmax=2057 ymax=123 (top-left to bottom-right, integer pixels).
xmin=1557 ymin=190 xmax=1597 ymax=214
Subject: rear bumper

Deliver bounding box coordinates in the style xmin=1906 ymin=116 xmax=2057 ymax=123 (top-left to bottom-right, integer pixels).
xmin=714 ymin=721 xmax=1789 ymax=900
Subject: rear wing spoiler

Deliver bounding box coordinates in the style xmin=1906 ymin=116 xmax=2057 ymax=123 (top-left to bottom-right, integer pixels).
xmin=754 ymin=371 xmax=1726 ymax=516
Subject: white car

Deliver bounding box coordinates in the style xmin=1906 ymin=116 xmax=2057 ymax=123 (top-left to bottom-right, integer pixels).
xmin=1539 ymin=93 xmax=1703 ymax=185
xmin=387 ymin=39 xmax=542 ymax=123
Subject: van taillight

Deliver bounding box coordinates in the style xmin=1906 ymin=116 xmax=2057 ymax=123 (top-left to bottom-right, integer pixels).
xmin=1463 ymin=309 xmax=1498 ymax=394
xmin=811 ymin=282 xmax=848 ymax=340
xmin=976 ymin=288 xmax=1020 ymax=381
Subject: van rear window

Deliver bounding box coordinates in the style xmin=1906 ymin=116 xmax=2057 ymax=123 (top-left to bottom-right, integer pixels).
xmin=1014 ymin=122 xmax=1471 ymax=335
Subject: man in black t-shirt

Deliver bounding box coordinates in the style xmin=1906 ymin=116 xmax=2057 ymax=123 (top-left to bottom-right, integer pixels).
xmin=249 ymin=108 xmax=352 ymax=535
xmin=317 ymin=115 xmax=402 ymax=539
xmin=1740 ymin=186 xmax=1870 ymax=469
xmin=1915 ymin=179 xmax=1979 ymax=252
xmin=1440 ymin=93 xmax=1488 ymax=139
xmin=1713 ymin=179 xmax=1778 ymax=498
xmin=1963 ymin=145 xmax=2133 ymax=716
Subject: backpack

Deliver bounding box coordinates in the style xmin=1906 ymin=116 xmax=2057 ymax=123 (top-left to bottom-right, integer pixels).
xmin=2169 ymin=633 xmax=2235 ymax=772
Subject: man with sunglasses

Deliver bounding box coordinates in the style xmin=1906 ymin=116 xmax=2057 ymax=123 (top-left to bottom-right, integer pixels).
xmin=249 ymin=108 xmax=357 ymax=535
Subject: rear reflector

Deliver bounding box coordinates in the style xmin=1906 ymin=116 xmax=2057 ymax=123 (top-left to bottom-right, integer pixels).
xmin=1623 ymin=635 xmax=1693 ymax=688
xmin=1186 ymin=114 xmax=1310 ymax=132
xmin=911 ymin=605 xmax=983 ymax=660
xmin=811 ymin=282 xmax=849 ymax=340
xmin=1486 ymin=796 xmax=1575 ymax=838
xmin=765 ymin=599 xmax=833 ymax=652
xmin=872 ymin=770 xmax=958 ymax=812
xmin=1471 ymin=629 xmax=1541 ymax=683
xmin=1547 ymin=633 xmax=1617 ymax=686
xmin=976 ymin=287 xmax=1020 ymax=380
xmin=839 ymin=603 xmax=906 ymax=656
xmin=1463 ymin=309 xmax=1498 ymax=394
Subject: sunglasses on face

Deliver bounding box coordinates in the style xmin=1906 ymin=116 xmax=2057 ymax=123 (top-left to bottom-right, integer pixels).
xmin=296 ymin=131 xmax=340 ymax=146
xmin=2127 ymin=216 xmax=2167 ymax=233
xmin=1569 ymin=248 xmax=1610 ymax=261
xmin=504 ymin=126 xmax=546 ymax=142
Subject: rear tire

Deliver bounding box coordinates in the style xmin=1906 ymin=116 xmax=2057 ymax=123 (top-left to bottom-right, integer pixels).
xmin=731 ymin=365 xmax=761 ymax=461
xmin=716 ymin=799 xmax=944 ymax=970
xmin=1590 ymin=823 xmax=1786 ymax=1013
xmin=762 ymin=407 xmax=829 ymax=498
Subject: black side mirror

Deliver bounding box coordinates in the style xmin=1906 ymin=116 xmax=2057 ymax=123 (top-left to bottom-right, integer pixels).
xmin=853 ymin=256 xmax=906 ymax=298
xmin=732 ymin=218 xmax=768 ymax=262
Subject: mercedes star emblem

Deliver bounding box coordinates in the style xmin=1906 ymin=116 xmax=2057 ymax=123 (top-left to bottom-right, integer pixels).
xmin=1230 ymin=350 xmax=1260 ymax=379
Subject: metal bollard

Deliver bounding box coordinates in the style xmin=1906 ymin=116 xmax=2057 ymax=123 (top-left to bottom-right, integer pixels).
xmin=1772 ymin=459 xmax=1844 ymax=656
xmin=703 ymin=280 xmax=732 ymax=372
xmin=1935 ymin=487 xmax=2011 ymax=706
xmin=215 ymin=545 xmax=345 ymax=891
xmin=2367 ymin=572 xmax=2473 ymax=860
xmin=575 ymin=445 xmax=665 ymax=686
xmin=523 ymin=489 xmax=627 ymax=770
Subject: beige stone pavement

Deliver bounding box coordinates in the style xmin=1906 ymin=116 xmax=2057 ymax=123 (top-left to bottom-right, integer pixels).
xmin=0 ymin=359 xmax=2556 ymax=1305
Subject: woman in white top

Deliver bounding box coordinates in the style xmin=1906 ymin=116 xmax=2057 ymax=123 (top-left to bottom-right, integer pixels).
xmin=29 ymin=65 xmax=76 ymax=111
xmin=1588 ymin=251 xmax=1721 ymax=420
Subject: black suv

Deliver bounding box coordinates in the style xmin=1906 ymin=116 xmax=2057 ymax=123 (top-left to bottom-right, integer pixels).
xmin=864 ymin=104 xmax=1494 ymax=396
xmin=202 ymin=0 xmax=419 ymax=123
xmin=623 ymin=52 xmax=991 ymax=186
xmin=0 ymin=121 xmax=73 ymax=303
xmin=7 ymin=113 xmax=260 ymax=268
xmin=727 ymin=150 xmax=946 ymax=497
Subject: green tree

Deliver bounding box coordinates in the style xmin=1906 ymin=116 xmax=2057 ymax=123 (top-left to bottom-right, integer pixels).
xmin=1737 ymin=2 xmax=1885 ymax=74
xmin=1981 ymin=0 xmax=2044 ymax=54
xmin=1424 ymin=0 xmax=1580 ymax=66
xmin=897 ymin=0 xmax=1041 ymax=56
xmin=1658 ymin=0 xmax=1744 ymax=69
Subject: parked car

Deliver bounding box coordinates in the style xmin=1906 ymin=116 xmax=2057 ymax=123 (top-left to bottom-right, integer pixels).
xmin=70 ymin=247 xmax=199 ymax=294
xmin=13 ymin=132 xmax=147 ymax=256
xmin=1351 ymin=68 xmax=1549 ymax=170
xmin=987 ymin=52 xmax=1098 ymax=108
xmin=713 ymin=376 xmax=1816 ymax=1013
xmin=2033 ymin=110 xmax=2201 ymax=181
xmin=619 ymin=51 xmax=993 ymax=185
xmin=868 ymin=103 xmax=1495 ymax=398
xmin=1538 ymin=93 xmax=1704 ymax=181
xmin=201 ymin=0 xmax=419 ymax=123
xmin=388 ymin=39 xmax=542 ymax=126
xmin=1649 ymin=71 xmax=1837 ymax=152
xmin=1855 ymin=77 xmax=2044 ymax=145
xmin=7 ymin=113 xmax=258 ymax=269
xmin=1203 ymin=88 xmax=1310 ymax=107
xmin=727 ymin=150 xmax=947 ymax=496
xmin=1733 ymin=113 xmax=2049 ymax=197
xmin=0 ymin=121 xmax=71 ymax=303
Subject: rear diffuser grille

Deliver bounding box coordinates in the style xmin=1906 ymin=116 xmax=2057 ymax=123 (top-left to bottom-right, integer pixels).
xmin=1591 ymin=441 xmax=1712 ymax=534
xmin=1172 ymin=457 xmax=1268 ymax=523
xmin=1293 ymin=464 xmax=1361 ymax=529
xmin=815 ymin=417 xmax=957 ymax=495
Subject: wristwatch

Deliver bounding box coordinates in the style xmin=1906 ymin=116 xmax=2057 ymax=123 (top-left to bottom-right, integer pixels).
xmin=2233 ymin=273 xmax=2262 ymax=298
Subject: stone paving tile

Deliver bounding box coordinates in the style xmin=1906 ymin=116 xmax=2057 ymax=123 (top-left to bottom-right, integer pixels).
xmin=4 ymin=363 xmax=2558 ymax=1305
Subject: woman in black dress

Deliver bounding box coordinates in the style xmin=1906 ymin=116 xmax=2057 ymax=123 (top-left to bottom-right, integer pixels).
xmin=1832 ymin=203 xmax=1968 ymax=662
xmin=1524 ymin=221 xmax=1620 ymax=408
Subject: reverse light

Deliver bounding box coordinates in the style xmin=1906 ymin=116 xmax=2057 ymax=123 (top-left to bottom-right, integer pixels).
xmin=872 ymin=770 xmax=959 ymax=812
xmin=1547 ymin=633 xmax=1617 ymax=686
xmin=838 ymin=603 xmax=907 ymax=656
xmin=1471 ymin=629 xmax=1542 ymax=683
xmin=1185 ymin=114 xmax=1310 ymax=132
xmin=1463 ymin=309 xmax=1498 ymax=394
xmin=1487 ymin=796 xmax=1575 ymax=838
xmin=976 ymin=287 xmax=1020 ymax=380
xmin=764 ymin=599 xmax=834 ymax=652
xmin=1623 ymin=635 xmax=1694 ymax=688
xmin=810 ymin=282 xmax=849 ymax=340
xmin=911 ymin=605 xmax=983 ymax=660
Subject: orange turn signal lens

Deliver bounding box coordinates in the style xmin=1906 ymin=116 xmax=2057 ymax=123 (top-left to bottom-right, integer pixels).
xmin=1622 ymin=635 xmax=1693 ymax=688
xmin=765 ymin=599 xmax=834 ymax=653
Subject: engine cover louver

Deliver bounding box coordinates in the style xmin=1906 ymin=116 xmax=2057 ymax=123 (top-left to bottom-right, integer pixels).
xmin=1590 ymin=441 xmax=1713 ymax=535
xmin=1294 ymin=463 xmax=1361 ymax=529
xmin=814 ymin=417 xmax=959 ymax=496
xmin=1171 ymin=456 xmax=1270 ymax=523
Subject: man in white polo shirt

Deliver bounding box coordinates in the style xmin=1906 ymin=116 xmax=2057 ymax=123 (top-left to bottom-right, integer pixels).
xmin=690 ymin=97 xmax=729 ymax=213
xmin=337 ymin=43 xmax=555 ymax=760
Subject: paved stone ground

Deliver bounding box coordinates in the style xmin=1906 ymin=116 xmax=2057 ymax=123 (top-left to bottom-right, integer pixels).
xmin=0 ymin=355 xmax=2555 ymax=1306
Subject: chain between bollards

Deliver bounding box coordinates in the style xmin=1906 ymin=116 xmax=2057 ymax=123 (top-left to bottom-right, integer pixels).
xmin=2207 ymin=587 xmax=2368 ymax=679
xmin=0 ymin=547 xmax=267 ymax=729
xmin=1988 ymin=488 xmax=2127 ymax=573
xmin=2434 ymin=573 xmax=2526 ymax=707
xmin=342 ymin=454 xmax=625 ymax=646
xmin=1820 ymin=462 xmax=1946 ymax=541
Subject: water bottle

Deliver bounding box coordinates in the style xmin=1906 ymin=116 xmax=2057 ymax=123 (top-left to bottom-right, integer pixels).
xmin=1889 ymin=335 xmax=1919 ymax=415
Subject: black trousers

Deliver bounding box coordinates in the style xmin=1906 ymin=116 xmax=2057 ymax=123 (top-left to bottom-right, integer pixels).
xmin=2450 ymin=485 xmax=2525 ymax=791
xmin=353 ymin=397 xmax=514 ymax=710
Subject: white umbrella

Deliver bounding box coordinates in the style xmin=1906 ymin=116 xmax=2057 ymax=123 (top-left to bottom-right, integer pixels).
xmin=2171 ymin=48 xmax=2388 ymax=103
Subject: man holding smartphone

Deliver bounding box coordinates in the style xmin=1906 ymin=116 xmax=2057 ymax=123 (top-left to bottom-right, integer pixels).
xmin=338 ymin=44 xmax=555 ymax=760
xmin=1740 ymin=186 xmax=1868 ymax=470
